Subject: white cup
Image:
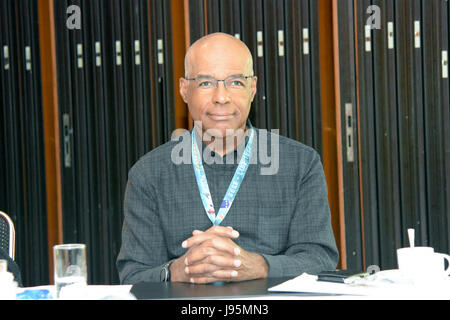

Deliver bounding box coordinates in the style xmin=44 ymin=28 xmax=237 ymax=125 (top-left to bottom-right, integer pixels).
xmin=53 ymin=244 xmax=87 ymax=299
xmin=397 ymin=247 xmax=450 ymax=284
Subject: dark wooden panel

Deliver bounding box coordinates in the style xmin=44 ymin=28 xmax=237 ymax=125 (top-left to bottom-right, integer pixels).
xmin=276 ymin=0 xmax=287 ymax=136
xmin=355 ymin=0 xmax=377 ymax=270
xmin=262 ymin=0 xmax=280 ymax=131
xmin=52 ymin=0 xmax=177 ymax=285
xmin=161 ymin=0 xmax=176 ymax=141
xmin=284 ymin=0 xmax=301 ymax=141
xmin=187 ymin=0 xmax=205 ymax=43
xmin=205 ymin=0 xmax=221 ymax=33
xmin=0 ymin=0 xmax=49 ymax=286
xmin=336 ymin=0 xmax=363 ymax=271
xmin=84 ymin=0 xmax=109 ymax=283
xmin=298 ymin=0 xmax=313 ymax=146
xmin=308 ymin=0 xmax=323 ymax=155
xmin=241 ymin=0 xmax=267 ymax=129
xmin=422 ymin=0 xmax=450 ymax=254
xmin=353 ymin=0 xmax=450 ymax=271
xmin=395 ymin=0 xmax=428 ymax=246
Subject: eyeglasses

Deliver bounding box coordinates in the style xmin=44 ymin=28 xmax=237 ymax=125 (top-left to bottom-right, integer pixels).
xmin=185 ymin=75 xmax=254 ymax=91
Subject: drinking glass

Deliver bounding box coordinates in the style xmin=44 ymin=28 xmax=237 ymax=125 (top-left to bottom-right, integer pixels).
xmin=53 ymin=244 xmax=87 ymax=299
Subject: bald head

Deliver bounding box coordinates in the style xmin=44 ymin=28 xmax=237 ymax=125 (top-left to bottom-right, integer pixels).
xmin=179 ymin=32 xmax=258 ymax=141
xmin=184 ymin=33 xmax=254 ymax=78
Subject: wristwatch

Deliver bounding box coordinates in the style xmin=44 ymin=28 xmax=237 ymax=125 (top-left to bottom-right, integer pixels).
xmin=160 ymin=260 xmax=173 ymax=282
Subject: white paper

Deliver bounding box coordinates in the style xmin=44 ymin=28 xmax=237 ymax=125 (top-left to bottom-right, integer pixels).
xmin=268 ymin=273 xmax=371 ymax=296
xmin=268 ymin=272 xmax=450 ymax=299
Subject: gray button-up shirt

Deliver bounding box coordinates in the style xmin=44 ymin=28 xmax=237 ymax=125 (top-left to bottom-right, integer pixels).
xmin=117 ymin=124 xmax=339 ymax=284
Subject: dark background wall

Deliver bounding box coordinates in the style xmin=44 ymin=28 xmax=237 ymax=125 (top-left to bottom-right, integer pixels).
xmin=0 ymin=0 xmax=449 ymax=286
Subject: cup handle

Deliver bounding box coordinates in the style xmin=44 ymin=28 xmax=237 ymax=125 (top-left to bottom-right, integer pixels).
xmin=439 ymin=254 xmax=450 ymax=276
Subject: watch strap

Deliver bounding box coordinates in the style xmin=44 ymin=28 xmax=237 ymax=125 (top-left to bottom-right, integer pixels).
xmin=160 ymin=260 xmax=174 ymax=282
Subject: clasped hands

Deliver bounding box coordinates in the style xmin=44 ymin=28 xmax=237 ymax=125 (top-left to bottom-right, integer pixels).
xmin=170 ymin=226 xmax=269 ymax=283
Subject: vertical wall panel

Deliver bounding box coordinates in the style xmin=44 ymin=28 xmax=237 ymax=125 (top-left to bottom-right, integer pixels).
xmin=241 ymin=0 xmax=268 ymax=129
xmin=187 ymin=0 xmax=206 ymax=44
xmin=298 ymin=0 xmax=313 ymax=146
xmin=422 ymin=0 xmax=450 ymax=253
xmin=373 ymin=0 xmax=402 ymax=269
xmin=53 ymin=0 xmax=175 ymax=284
xmin=276 ymin=1 xmax=288 ymax=136
xmin=395 ymin=0 xmax=428 ymax=245
xmin=262 ymin=0 xmax=281 ymax=131
xmin=86 ymin=0 xmax=107 ymax=282
xmin=149 ymin=0 xmax=175 ymax=145
xmin=0 ymin=0 xmax=49 ymax=286
xmin=284 ymin=0 xmax=300 ymax=140
xmin=308 ymin=0 xmax=323 ymax=154
xmin=205 ymin=0 xmax=221 ymax=33
xmin=355 ymin=0 xmax=377 ymax=270
xmin=353 ymin=0 xmax=450 ymax=271
xmin=335 ymin=0 xmax=363 ymax=271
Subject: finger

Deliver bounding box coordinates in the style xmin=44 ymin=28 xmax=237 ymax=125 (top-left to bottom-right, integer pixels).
xmin=189 ymin=270 xmax=239 ymax=284
xmin=186 ymin=255 xmax=241 ymax=273
xmin=194 ymin=225 xmax=239 ymax=238
xmin=211 ymin=269 xmax=239 ymax=280
xmin=184 ymin=241 xmax=239 ymax=266
xmin=184 ymin=262 xmax=217 ymax=276
xmin=182 ymin=231 xmax=239 ymax=250
xmin=188 ymin=276 xmax=216 ymax=284
xmin=186 ymin=238 xmax=240 ymax=263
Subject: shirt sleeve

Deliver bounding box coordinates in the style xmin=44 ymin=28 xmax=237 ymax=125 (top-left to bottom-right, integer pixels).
xmin=116 ymin=162 xmax=169 ymax=284
xmin=260 ymin=150 xmax=339 ymax=277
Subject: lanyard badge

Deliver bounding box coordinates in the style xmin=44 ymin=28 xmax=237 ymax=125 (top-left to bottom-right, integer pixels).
xmin=191 ymin=127 xmax=255 ymax=226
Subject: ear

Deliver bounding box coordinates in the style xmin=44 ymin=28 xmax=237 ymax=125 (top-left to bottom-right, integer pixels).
xmin=250 ymin=76 xmax=258 ymax=102
xmin=179 ymin=77 xmax=188 ymax=103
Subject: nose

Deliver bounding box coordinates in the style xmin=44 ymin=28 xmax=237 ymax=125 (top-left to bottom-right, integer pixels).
xmin=212 ymin=81 xmax=231 ymax=104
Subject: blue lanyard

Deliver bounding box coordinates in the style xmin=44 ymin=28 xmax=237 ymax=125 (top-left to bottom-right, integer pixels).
xmin=191 ymin=127 xmax=255 ymax=226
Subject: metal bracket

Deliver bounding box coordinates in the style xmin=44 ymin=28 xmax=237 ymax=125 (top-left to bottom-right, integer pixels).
xmin=3 ymin=46 xmax=10 ymax=70
xmin=115 ymin=41 xmax=122 ymax=66
xmin=414 ymin=20 xmax=421 ymax=49
xmin=157 ymin=39 xmax=164 ymax=65
xmin=442 ymin=50 xmax=448 ymax=79
xmin=134 ymin=40 xmax=141 ymax=66
xmin=25 ymin=46 xmax=32 ymax=71
xmin=365 ymin=25 xmax=371 ymax=52
xmin=257 ymin=31 xmax=263 ymax=57
xmin=77 ymin=43 xmax=83 ymax=69
xmin=345 ymin=103 xmax=354 ymax=163
xmin=95 ymin=41 xmax=102 ymax=67
xmin=63 ymin=113 xmax=73 ymax=168
xmin=303 ymin=28 xmax=309 ymax=55
xmin=387 ymin=22 xmax=394 ymax=49
xmin=278 ymin=30 xmax=284 ymax=57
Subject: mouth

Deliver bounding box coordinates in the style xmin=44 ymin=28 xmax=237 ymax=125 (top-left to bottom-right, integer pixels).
xmin=207 ymin=113 xmax=235 ymax=121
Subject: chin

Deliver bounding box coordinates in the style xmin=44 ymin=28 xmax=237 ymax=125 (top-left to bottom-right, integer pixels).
xmin=202 ymin=127 xmax=229 ymax=139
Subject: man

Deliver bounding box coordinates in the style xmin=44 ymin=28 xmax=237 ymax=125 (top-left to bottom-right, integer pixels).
xmin=116 ymin=33 xmax=338 ymax=284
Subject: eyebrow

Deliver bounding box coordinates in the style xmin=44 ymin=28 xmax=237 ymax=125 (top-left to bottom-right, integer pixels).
xmin=194 ymin=74 xmax=246 ymax=79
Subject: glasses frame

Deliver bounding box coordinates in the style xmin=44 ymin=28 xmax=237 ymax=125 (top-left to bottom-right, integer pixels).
xmin=185 ymin=75 xmax=254 ymax=90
